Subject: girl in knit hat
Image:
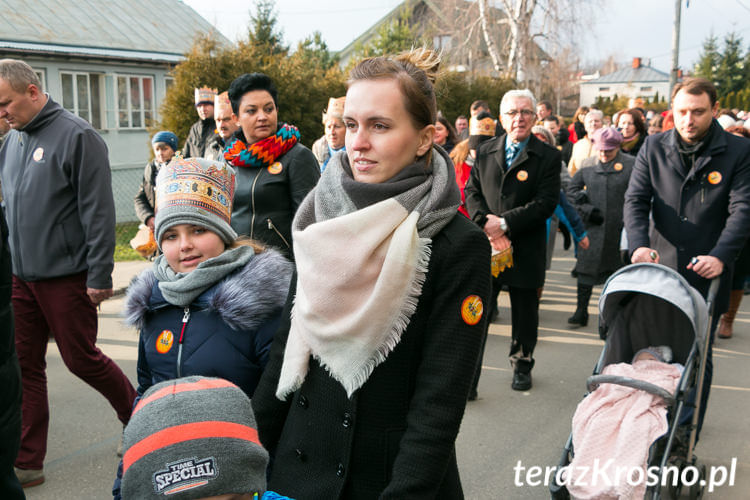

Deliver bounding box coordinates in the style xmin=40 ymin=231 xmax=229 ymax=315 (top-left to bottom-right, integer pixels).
xmin=125 ymin=156 xmax=293 ymax=399
xmin=113 ymin=157 xmax=293 ymax=499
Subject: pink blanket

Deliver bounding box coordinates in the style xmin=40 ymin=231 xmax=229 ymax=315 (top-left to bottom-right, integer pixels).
xmin=564 ymin=360 xmax=682 ymax=499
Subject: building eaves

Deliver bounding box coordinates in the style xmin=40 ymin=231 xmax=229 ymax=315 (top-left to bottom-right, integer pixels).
xmin=0 ymin=0 xmax=229 ymax=55
xmin=0 ymin=40 xmax=183 ymax=63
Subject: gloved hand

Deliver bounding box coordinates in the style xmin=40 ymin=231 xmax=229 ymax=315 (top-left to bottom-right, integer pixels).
xmin=588 ymin=207 xmax=604 ymax=225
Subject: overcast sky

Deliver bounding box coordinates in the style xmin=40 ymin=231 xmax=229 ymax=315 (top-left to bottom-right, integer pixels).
xmin=182 ymin=0 xmax=750 ymax=72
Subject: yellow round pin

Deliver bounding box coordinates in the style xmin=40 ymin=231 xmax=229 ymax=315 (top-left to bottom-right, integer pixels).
xmin=461 ymin=295 xmax=484 ymax=325
xmin=614 ymin=162 xmax=623 ymax=171
xmin=155 ymin=330 xmax=174 ymax=354
xmin=516 ymin=170 xmax=528 ymax=182
xmin=707 ymin=171 xmax=722 ymax=185
xmin=268 ymin=162 xmax=283 ymax=175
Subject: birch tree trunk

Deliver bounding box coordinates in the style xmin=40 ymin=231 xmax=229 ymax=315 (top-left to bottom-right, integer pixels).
xmin=479 ymin=0 xmax=503 ymax=73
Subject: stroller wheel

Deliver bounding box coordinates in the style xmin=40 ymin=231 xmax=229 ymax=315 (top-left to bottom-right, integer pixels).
xmin=688 ymin=463 xmax=706 ymax=499
xmin=666 ymin=482 xmax=682 ymax=500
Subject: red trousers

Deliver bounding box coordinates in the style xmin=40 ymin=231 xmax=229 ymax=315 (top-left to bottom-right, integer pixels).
xmin=12 ymin=272 xmax=136 ymax=470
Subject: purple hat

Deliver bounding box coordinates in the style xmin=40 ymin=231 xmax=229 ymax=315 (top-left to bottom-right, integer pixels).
xmin=592 ymin=127 xmax=623 ymax=151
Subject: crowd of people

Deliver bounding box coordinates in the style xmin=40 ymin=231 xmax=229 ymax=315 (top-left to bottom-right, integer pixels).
xmin=1 ymin=49 xmax=750 ymax=498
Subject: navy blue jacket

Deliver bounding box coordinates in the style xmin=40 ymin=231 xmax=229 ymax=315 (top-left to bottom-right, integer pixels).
xmin=125 ymin=249 xmax=293 ymax=397
xmin=624 ymin=121 xmax=750 ymax=312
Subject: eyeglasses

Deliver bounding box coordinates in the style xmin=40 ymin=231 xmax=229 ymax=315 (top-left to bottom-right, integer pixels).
xmin=503 ymin=109 xmax=535 ymax=119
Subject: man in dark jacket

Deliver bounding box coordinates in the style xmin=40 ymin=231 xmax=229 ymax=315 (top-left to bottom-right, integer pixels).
xmin=624 ymin=77 xmax=750 ymax=438
xmin=0 ymin=211 xmax=23 ymax=499
xmin=0 ymin=59 xmax=136 ymax=487
xmin=544 ymin=114 xmax=573 ymax=165
xmin=182 ymin=86 xmax=217 ymax=158
xmin=465 ymin=89 xmax=561 ymax=391
xmin=204 ymin=91 xmax=238 ymax=163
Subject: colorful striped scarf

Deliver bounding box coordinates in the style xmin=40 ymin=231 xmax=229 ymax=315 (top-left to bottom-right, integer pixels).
xmin=224 ymin=124 xmax=300 ymax=168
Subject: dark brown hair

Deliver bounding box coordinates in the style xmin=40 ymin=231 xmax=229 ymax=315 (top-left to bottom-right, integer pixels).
xmin=436 ymin=111 xmax=458 ymax=145
xmin=470 ymin=100 xmax=490 ymax=113
xmin=671 ymin=77 xmax=718 ymax=107
xmin=617 ymin=108 xmax=647 ymax=137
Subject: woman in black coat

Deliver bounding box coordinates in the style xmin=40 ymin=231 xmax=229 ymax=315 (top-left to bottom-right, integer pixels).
xmin=224 ymin=73 xmax=320 ymax=258
xmin=567 ymin=127 xmax=634 ymax=326
xmin=252 ymin=48 xmax=491 ymax=499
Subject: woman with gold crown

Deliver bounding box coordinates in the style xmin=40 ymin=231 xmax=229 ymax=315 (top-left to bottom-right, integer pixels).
xmin=312 ymin=96 xmax=347 ymax=173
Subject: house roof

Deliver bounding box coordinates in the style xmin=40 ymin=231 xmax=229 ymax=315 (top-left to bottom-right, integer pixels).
xmin=336 ymin=0 xmax=548 ymax=70
xmin=583 ymin=65 xmax=669 ymax=85
xmin=0 ymin=0 xmax=228 ymax=62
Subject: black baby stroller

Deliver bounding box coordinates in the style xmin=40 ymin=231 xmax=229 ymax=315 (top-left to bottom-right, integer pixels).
xmin=550 ymin=263 xmax=719 ymax=499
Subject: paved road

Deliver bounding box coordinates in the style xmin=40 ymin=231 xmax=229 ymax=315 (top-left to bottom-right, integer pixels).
xmin=22 ymin=241 xmax=750 ymax=499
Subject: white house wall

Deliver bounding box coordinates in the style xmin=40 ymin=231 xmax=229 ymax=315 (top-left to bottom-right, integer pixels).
xmin=580 ymin=81 xmax=671 ymax=107
xmin=18 ymin=56 xmax=173 ymax=223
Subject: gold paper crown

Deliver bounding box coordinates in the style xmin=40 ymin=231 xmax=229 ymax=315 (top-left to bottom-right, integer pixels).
xmin=322 ymin=96 xmax=346 ymax=121
xmin=214 ymin=91 xmax=232 ymax=113
xmin=194 ymin=86 xmax=218 ymax=105
xmin=470 ymin=116 xmax=496 ymax=136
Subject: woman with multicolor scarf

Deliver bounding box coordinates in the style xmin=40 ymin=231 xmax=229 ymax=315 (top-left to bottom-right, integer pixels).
xmin=253 ymin=48 xmax=491 ymax=499
xmin=224 ymin=73 xmax=320 ymax=258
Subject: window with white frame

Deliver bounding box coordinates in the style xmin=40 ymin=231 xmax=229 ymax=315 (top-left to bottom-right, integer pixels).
xmin=115 ymin=75 xmax=154 ymax=129
xmin=433 ymin=34 xmax=452 ymax=51
xmin=60 ymin=71 xmax=102 ymax=129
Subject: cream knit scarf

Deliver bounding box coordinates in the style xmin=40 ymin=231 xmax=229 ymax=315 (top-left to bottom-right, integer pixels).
xmin=276 ymin=148 xmax=460 ymax=399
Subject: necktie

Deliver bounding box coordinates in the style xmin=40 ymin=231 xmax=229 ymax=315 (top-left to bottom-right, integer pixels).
xmin=505 ymin=143 xmax=519 ymax=169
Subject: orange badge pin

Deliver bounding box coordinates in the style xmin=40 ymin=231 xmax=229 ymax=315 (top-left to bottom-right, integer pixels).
xmin=155 ymin=330 xmax=174 ymax=354
xmin=461 ymin=295 xmax=484 ymax=325
xmin=516 ymin=170 xmax=528 ymax=182
xmin=707 ymin=171 xmax=722 ymax=185
xmin=33 ymin=147 xmax=44 ymax=162
xmin=268 ymin=162 xmax=283 ymax=175
xmin=614 ymin=162 xmax=623 ymax=171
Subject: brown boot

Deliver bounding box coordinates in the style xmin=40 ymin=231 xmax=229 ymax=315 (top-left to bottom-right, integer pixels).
xmin=718 ymin=289 xmax=744 ymax=339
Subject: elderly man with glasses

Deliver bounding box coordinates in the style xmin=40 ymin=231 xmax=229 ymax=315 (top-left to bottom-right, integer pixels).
xmin=465 ymin=89 xmax=560 ymax=392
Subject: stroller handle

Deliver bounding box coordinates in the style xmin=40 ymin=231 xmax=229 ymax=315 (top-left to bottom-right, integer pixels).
xmin=586 ymin=374 xmax=675 ymax=406
xmin=707 ymin=276 xmax=721 ymax=305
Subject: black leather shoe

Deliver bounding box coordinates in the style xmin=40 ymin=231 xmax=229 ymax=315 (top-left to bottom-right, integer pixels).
xmin=512 ymin=371 xmax=532 ymax=391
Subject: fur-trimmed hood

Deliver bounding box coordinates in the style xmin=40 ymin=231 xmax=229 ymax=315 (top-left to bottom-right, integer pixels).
xmin=124 ymin=249 xmax=293 ymax=332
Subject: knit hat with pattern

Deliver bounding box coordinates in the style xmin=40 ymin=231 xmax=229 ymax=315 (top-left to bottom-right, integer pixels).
xmin=154 ymin=157 xmax=237 ymax=248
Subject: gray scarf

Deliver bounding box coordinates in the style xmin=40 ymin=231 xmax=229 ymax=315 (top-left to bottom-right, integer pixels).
xmin=300 ymin=147 xmax=460 ymax=237
xmin=153 ymin=245 xmax=255 ymax=307
xmin=276 ymin=147 xmax=460 ymax=398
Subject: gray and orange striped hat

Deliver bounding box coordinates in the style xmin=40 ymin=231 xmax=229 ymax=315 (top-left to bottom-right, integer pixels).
xmin=121 ymin=376 xmax=268 ymax=499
